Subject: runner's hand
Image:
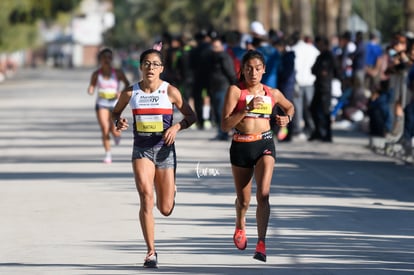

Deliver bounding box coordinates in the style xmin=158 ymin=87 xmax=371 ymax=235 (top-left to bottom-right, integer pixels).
xmin=275 ymin=115 xmax=290 ymax=127
xmin=116 ymin=118 xmax=129 ymax=131
xmin=163 ymin=124 xmax=179 ymax=145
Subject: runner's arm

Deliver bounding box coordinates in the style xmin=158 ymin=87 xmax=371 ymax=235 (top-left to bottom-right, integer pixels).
xmin=112 ymin=86 xmax=133 ymax=131
xmin=273 ymin=88 xmax=295 ymax=126
xmin=221 ymin=85 xmax=246 ymax=132
xmin=116 ymin=69 xmax=130 ymax=91
xmin=87 ymin=71 xmax=98 ymax=95
xmin=168 ymin=85 xmax=196 ymax=131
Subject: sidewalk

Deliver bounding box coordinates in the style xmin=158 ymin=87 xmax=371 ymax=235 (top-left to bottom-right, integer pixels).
xmin=1 ymin=68 xmax=413 ymax=275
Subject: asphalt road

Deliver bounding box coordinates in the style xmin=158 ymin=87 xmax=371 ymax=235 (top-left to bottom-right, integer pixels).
xmin=0 ymin=68 xmax=413 ymax=275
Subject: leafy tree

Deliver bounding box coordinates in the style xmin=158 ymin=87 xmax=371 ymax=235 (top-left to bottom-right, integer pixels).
xmin=353 ymin=0 xmax=404 ymax=42
xmin=1 ymin=0 xmax=408 ymax=53
xmin=106 ymin=0 xmax=234 ymax=48
xmin=0 ymin=0 xmax=80 ymax=52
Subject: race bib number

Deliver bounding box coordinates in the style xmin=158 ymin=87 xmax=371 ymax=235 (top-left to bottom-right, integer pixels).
xmin=98 ymin=89 xmax=117 ymax=99
xmin=135 ymin=114 xmax=163 ymax=132
xmin=246 ymin=95 xmax=272 ymax=115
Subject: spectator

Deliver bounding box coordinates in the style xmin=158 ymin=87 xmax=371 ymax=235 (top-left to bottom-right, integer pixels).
xmin=385 ymin=32 xmax=411 ymax=139
xmin=163 ymin=36 xmax=184 ymax=88
xmin=309 ymin=35 xmax=340 ymax=142
xmin=251 ymin=21 xmax=280 ymax=88
xmin=189 ymin=30 xmax=212 ymax=129
xmin=290 ymin=31 xmax=320 ymax=139
xmin=365 ymin=31 xmax=383 ymax=92
xmin=273 ymin=35 xmax=296 ymax=142
xmin=224 ymin=30 xmax=246 ymax=79
xmin=176 ymin=33 xmax=196 ymax=102
xmin=351 ymin=31 xmax=367 ymax=107
xmin=400 ymin=42 xmax=414 ymax=153
xmin=206 ymin=37 xmax=238 ymax=140
xmin=366 ymin=46 xmax=393 ymax=137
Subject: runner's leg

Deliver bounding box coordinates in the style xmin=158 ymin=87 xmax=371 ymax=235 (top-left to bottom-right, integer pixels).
xmin=254 ymin=155 xmax=274 ymax=241
xmin=133 ymin=158 xmax=156 ymax=255
xmin=232 ymin=165 xmax=253 ymax=230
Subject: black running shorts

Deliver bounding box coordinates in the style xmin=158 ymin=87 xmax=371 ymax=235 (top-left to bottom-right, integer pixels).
xmin=230 ymin=131 xmax=276 ymax=168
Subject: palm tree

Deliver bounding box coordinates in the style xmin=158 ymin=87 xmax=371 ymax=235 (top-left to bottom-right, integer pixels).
xmin=269 ymin=0 xmax=281 ymax=31
xmin=279 ymin=0 xmax=294 ymax=35
xmin=289 ymin=0 xmax=313 ymax=37
xmin=405 ymin=0 xmax=414 ymax=32
xmin=231 ymin=0 xmax=249 ymax=33
xmin=255 ymin=0 xmax=268 ymax=30
xmin=315 ymin=0 xmax=339 ymax=40
xmin=338 ymin=0 xmax=352 ymax=34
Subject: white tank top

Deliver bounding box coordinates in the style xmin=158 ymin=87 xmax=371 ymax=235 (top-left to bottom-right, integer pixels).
xmin=96 ymin=69 xmax=118 ymax=108
xmin=129 ymin=81 xmax=173 ymax=147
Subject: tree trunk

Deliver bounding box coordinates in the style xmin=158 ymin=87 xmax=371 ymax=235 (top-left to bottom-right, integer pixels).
xmin=269 ymin=0 xmax=281 ymax=31
xmin=232 ymin=0 xmax=249 ymax=33
xmin=405 ymin=0 xmax=414 ymax=32
xmin=291 ymin=0 xmax=312 ymax=37
xmin=300 ymin=0 xmax=313 ymax=37
xmin=338 ymin=0 xmax=352 ymax=34
xmin=315 ymin=0 xmax=326 ymax=36
xmin=255 ymin=0 xmax=281 ymax=32
xmin=256 ymin=0 xmax=269 ymax=30
xmin=325 ymin=0 xmax=340 ymax=39
xmin=291 ymin=0 xmax=301 ymax=33
xmin=280 ymin=0 xmax=294 ymax=35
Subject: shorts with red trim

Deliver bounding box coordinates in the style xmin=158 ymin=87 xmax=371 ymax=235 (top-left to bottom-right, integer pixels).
xmin=230 ymin=130 xmax=275 ymax=168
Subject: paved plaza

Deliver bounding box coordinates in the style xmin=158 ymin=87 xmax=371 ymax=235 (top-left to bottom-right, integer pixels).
xmin=0 ymin=68 xmax=413 ymax=275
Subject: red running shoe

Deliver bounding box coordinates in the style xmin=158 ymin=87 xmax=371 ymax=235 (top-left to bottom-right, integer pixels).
xmin=253 ymin=240 xmax=266 ymax=262
xmin=233 ymin=228 xmax=247 ymax=250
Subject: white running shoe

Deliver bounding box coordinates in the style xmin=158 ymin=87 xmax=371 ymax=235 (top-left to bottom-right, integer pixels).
xmin=103 ymin=153 xmax=112 ymax=164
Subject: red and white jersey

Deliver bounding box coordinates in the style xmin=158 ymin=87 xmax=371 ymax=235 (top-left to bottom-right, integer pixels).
xmin=232 ymin=84 xmax=275 ymax=119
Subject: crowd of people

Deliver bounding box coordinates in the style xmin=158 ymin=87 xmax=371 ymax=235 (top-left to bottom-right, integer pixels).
xmin=121 ymin=22 xmax=412 ymax=147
